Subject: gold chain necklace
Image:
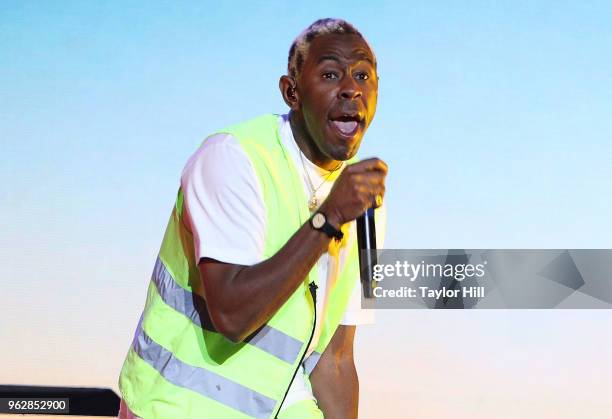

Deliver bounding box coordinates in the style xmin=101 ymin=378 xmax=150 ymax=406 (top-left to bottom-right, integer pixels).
xmin=298 ymin=149 xmax=343 ymax=211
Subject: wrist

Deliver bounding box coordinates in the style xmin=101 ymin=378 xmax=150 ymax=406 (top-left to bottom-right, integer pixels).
xmin=318 ymin=204 xmax=343 ymax=230
xmin=310 ymin=210 xmax=344 ymax=241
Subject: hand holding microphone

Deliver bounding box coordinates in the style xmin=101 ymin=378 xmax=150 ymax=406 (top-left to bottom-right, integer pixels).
xmin=318 ymin=157 xmax=387 ymax=228
xmin=318 ymin=158 xmax=387 ymax=298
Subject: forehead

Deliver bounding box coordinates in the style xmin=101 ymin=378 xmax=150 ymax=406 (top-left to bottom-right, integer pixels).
xmin=305 ymin=33 xmax=374 ymax=66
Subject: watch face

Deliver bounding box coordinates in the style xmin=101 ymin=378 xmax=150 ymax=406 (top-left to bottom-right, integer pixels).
xmin=312 ymin=212 xmax=326 ymax=229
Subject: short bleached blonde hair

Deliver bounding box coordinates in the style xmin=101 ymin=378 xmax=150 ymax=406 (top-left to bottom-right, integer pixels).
xmin=287 ymin=18 xmax=375 ymax=79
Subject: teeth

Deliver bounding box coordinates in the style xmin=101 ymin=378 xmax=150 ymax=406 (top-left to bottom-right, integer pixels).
xmin=333 ymin=120 xmax=358 ymax=135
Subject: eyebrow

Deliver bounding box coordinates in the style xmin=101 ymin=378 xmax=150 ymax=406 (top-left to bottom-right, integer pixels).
xmin=352 ymin=49 xmax=375 ymax=65
xmin=356 ymin=55 xmax=375 ymax=66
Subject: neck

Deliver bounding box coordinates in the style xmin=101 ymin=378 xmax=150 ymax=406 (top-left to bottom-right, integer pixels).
xmin=288 ymin=111 xmax=342 ymax=171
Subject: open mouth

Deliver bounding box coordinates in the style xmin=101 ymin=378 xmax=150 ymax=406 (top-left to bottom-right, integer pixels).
xmin=329 ymin=114 xmax=364 ymax=137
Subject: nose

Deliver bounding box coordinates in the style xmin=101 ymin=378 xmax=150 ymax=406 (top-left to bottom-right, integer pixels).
xmin=339 ymin=76 xmax=362 ymax=100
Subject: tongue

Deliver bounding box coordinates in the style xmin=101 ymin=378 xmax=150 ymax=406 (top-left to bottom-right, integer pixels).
xmin=332 ymin=120 xmax=358 ymax=135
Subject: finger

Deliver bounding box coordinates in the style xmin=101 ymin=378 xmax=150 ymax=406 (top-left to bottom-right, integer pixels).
xmin=349 ymin=158 xmax=388 ymax=174
xmin=356 ymin=184 xmax=385 ymax=209
xmin=352 ymin=171 xmax=387 ymax=187
xmin=371 ymin=186 xmax=385 ymax=209
xmin=373 ymin=193 xmax=383 ymax=209
xmin=361 ymin=157 xmax=388 ymax=174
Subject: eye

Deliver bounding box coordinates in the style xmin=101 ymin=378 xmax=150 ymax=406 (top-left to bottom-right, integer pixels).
xmin=322 ymin=72 xmax=339 ymax=80
xmin=355 ymin=72 xmax=370 ymax=81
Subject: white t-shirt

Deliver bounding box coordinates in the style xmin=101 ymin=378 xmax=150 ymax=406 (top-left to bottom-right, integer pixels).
xmin=180 ymin=114 xmax=385 ymax=411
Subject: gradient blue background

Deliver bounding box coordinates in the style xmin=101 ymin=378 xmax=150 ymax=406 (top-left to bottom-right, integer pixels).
xmin=2 ymin=1 xmax=611 ymax=418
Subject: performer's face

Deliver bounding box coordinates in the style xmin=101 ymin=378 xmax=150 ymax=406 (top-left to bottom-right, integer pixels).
xmin=297 ymin=33 xmax=378 ymax=161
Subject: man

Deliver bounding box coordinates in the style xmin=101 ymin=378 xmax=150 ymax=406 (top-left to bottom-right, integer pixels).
xmin=118 ymin=18 xmax=387 ymax=419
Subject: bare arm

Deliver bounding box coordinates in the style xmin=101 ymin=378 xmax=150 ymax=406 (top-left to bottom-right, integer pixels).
xmin=198 ymin=158 xmax=387 ymax=342
xmin=310 ymin=325 xmax=358 ymax=419
xmin=199 ymin=218 xmax=331 ymax=342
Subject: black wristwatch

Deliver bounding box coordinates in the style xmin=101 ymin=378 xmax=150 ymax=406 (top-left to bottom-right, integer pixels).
xmin=310 ymin=211 xmax=343 ymax=241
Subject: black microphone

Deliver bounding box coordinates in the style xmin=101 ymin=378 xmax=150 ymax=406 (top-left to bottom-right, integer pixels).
xmin=356 ymin=207 xmax=377 ymax=298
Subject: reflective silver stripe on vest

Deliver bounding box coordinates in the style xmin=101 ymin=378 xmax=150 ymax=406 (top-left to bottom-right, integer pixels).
xmin=132 ymin=319 xmax=276 ymax=419
xmin=152 ymin=257 xmax=303 ymax=364
xmin=302 ymin=351 xmax=322 ymax=376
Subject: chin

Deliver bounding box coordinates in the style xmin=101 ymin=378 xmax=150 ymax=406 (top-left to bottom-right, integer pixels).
xmin=330 ymin=146 xmax=357 ymax=162
xmin=335 ymin=138 xmax=363 ymax=161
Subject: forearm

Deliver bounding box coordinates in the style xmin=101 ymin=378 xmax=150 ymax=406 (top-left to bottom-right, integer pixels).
xmin=200 ymin=214 xmax=338 ymax=342
xmin=310 ymin=354 xmax=359 ymax=419
xmin=200 ymin=157 xmax=387 ymax=343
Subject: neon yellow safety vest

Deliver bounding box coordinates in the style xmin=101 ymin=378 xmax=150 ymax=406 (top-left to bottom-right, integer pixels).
xmin=118 ymin=114 xmax=360 ymax=418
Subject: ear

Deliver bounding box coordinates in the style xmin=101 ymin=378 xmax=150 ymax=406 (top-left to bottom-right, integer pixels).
xmin=279 ymin=75 xmax=300 ymax=111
